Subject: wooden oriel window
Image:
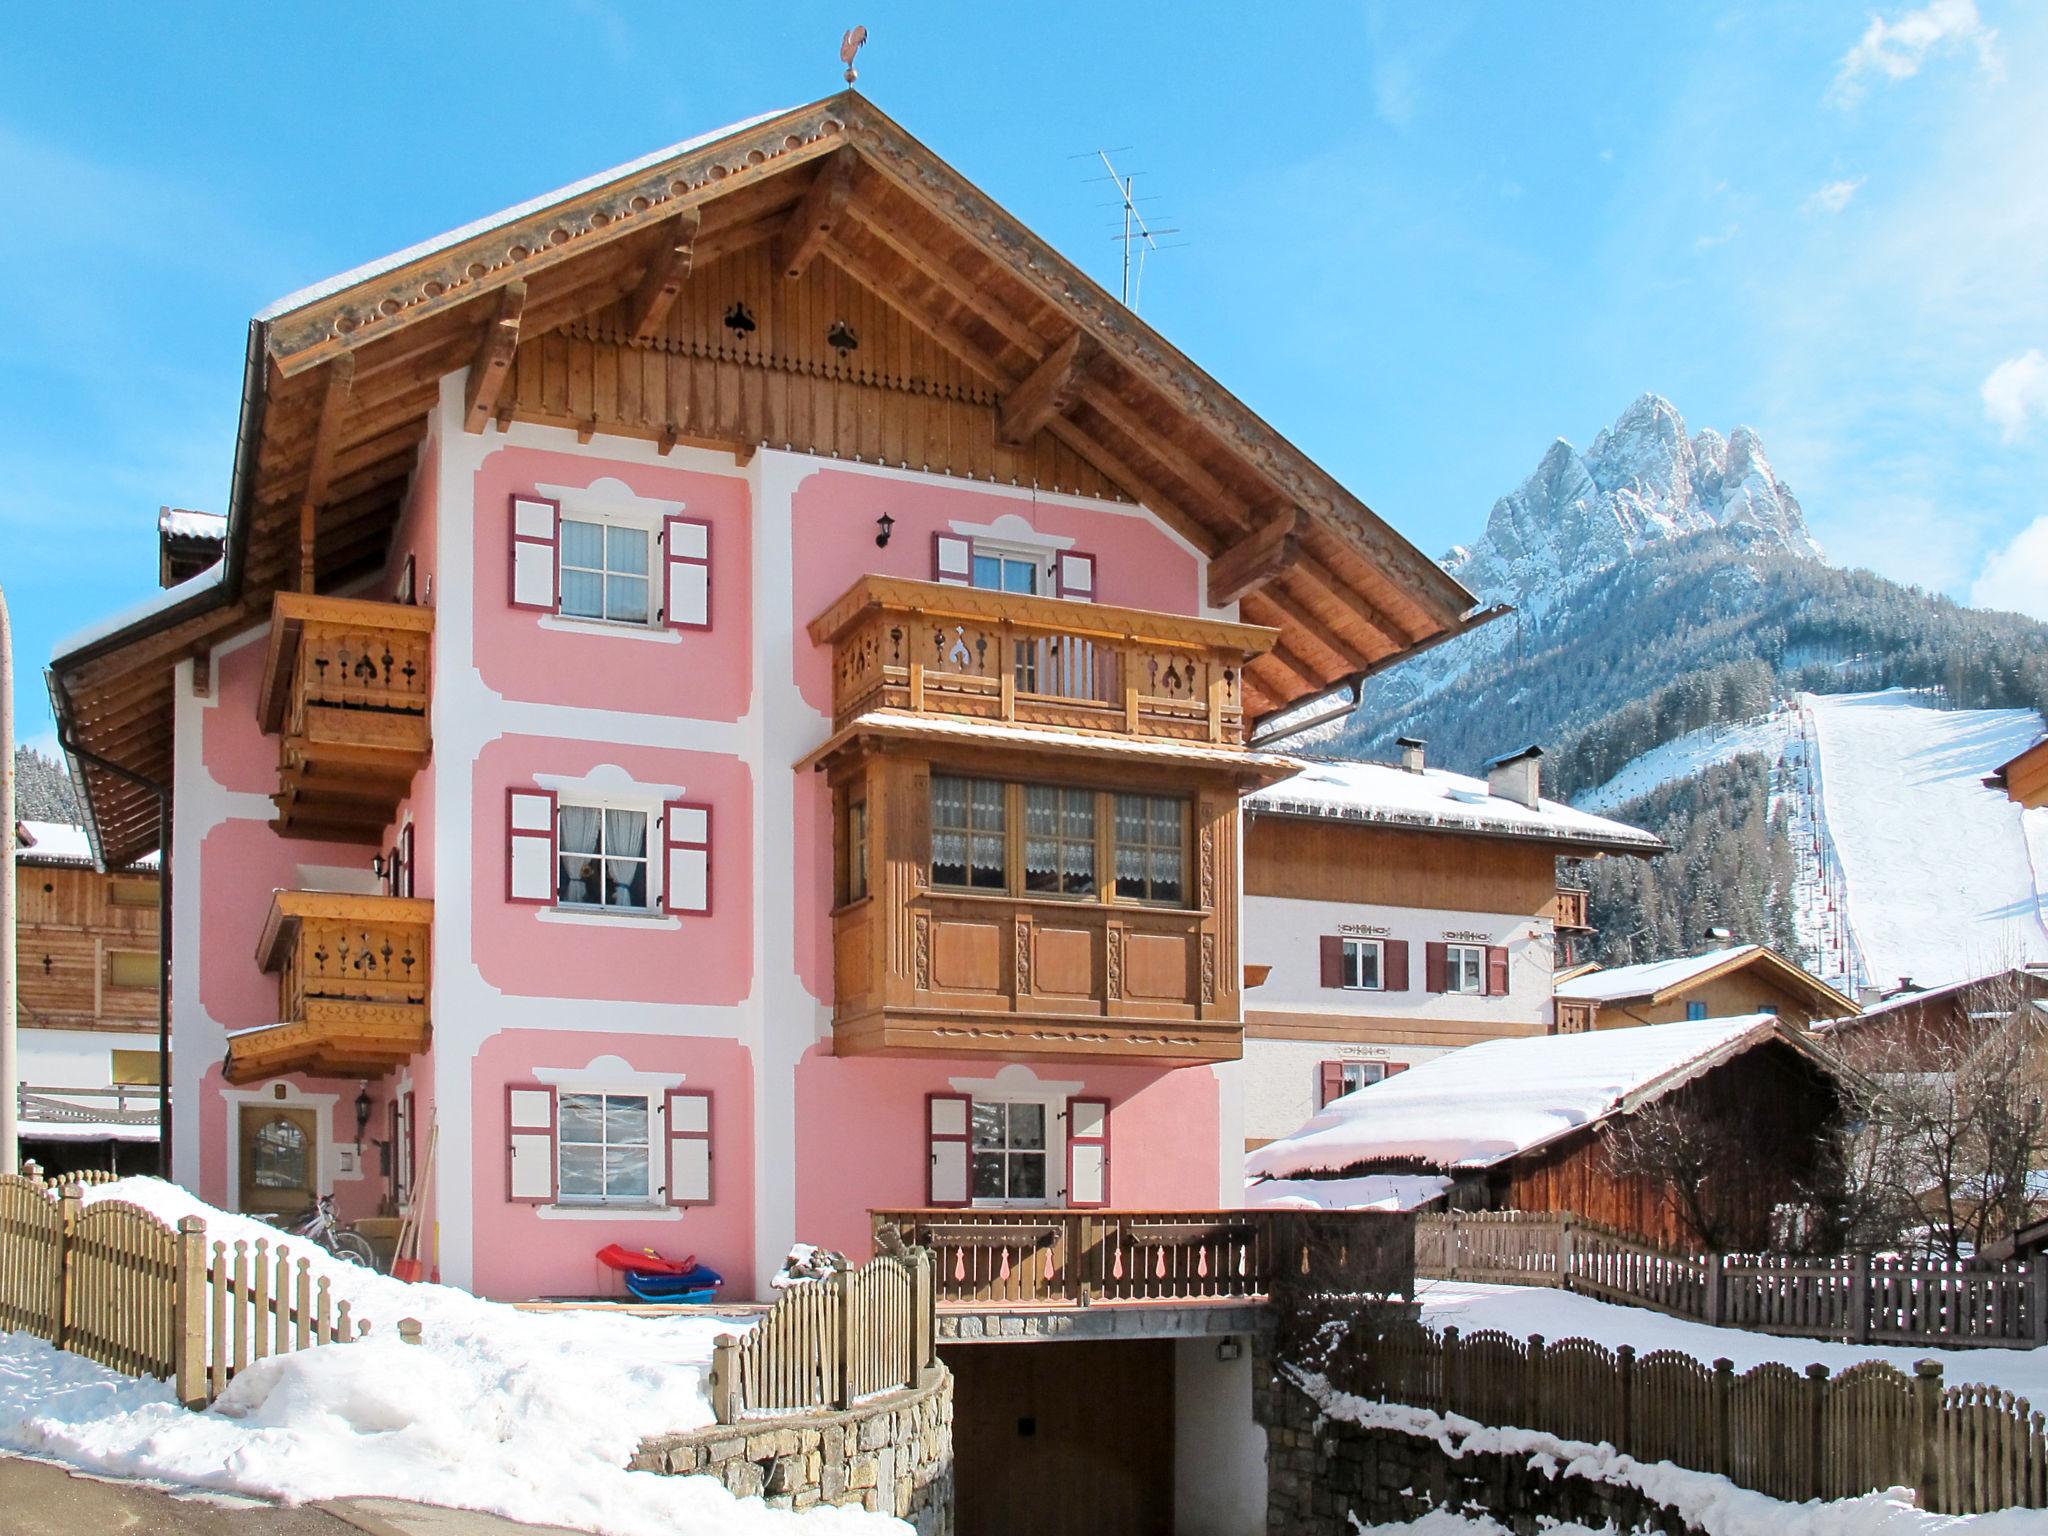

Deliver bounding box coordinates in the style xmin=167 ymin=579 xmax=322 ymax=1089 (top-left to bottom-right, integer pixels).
xmin=1113 ymin=793 xmax=1186 ymax=904
xmin=928 ymin=776 xmax=1193 ymax=908
xmin=845 ymin=798 xmax=870 ymax=903
xmin=1023 ymin=785 xmax=1096 ymax=897
xmin=931 ymin=775 xmax=1007 ymax=891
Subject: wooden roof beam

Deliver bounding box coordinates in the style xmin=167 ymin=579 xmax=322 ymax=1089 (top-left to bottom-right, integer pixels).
xmin=998 ymin=331 xmax=1091 ymax=446
xmin=625 ymin=210 xmax=702 ymax=344
xmin=1207 ymin=509 xmax=1301 ymax=608
xmin=297 ymin=354 xmax=355 ymax=593
xmin=774 ymin=149 xmax=856 ymax=280
xmin=841 ymin=194 xmax=1046 ymax=358
xmin=1248 ymin=641 xmax=1324 ymax=700
xmin=1289 ymin=546 xmax=1414 ymax=653
xmin=463 ymin=281 xmax=527 ymax=435
xmin=1243 ymin=583 xmax=1372 ymax=672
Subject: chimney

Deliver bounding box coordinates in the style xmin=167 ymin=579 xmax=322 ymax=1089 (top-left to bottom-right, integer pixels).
xmin=1484 ymin=745 xmax=1543 ymax=810
xmin=1396 ymin=736 xmax=1427 ymax=774
xmin=1857 ymin=985 xmax=1883 ymax=1006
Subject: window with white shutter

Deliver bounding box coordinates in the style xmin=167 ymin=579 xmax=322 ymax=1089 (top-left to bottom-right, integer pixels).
xmin=507 ymin=789 xmax=557 ymax=904
xmin=1066 ymin=1097 xmax=1110 ymax=1208
xmin=663 ymin=516 xmax=711 ymax=630
xmin=932 ymin=533 xmax=972 ymax=586
xmin=1055 ymin=550 xmax=1096 ymax=601
xmin=506 ymin=1085 xmax=556 ymax=1203
xmin=509 ymin=497 xmax=559 ymax=611
xmin=665 ymin=1090 xmax=713 ymax=1205
xmin=663 ymin=801 xmax=711 ymax=915
xmin=927 ymin=1093 xmax=971 ymax=1207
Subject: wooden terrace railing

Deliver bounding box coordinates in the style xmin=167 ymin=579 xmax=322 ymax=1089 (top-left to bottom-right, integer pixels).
xmin=1552 ymin=998 xmax=1596 ymax=1034
xmin=1551 ymin=886 xmax=1591 ymax=931
xmin=873 ymin=1207 xmax=1416 ymax=1305
xmin=232 ymin=890 xmax=432 ymax=1083
xmin=808 ymin=576 xmax=1279 ymax=747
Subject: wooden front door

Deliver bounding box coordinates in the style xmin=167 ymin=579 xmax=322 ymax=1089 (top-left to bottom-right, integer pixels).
xmin=238 ymin=1105 xmax=319 ymax=1216
xmin=947 ymin=1338 xmax=1175 ymax=1536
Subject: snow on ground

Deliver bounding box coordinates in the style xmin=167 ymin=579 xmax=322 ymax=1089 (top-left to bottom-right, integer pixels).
xmin=0 ymin=1178 xmax=898 ymax=1535
xmin=1575 ymin=709 xmax=1795 ymax=814
xmin=1803 ymin=691 xmax=2048 ymax=989
xmin=1416 ymin=1280 xmax=2048 ymax=1403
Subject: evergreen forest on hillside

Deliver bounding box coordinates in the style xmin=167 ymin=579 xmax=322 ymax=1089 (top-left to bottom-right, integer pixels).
xmin=13 ymin=747 xmax=80 ymax=823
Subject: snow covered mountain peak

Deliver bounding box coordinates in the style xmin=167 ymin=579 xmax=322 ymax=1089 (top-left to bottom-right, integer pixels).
xmin=1446 ymin=394 xmax=1821 ymax=613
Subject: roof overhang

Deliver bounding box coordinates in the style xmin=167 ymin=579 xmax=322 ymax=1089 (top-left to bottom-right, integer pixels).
xmin=50 ymin=90 xmax=1486 ymax=866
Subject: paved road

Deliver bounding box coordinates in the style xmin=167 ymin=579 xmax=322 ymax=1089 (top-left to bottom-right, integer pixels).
xmin=0 ymin=1455 xmax=582 ymax=1535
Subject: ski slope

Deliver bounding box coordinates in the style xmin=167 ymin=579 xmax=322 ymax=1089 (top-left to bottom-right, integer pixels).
xmin=1802 ymin=690 xmax=2048 ymax=990
xmin=1577 ymin=711 xmax=1795 ymax=813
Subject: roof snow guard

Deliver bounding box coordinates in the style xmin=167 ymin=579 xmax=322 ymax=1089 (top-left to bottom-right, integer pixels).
xmin=49 ymin=91 xmax=1494 ymax=868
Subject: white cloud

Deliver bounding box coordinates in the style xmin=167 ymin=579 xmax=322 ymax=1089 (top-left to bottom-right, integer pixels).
xmin=1982 ymin=350 xmax=2048 ymax=441
xmin=1969 ymin=515 xmax=2048 ymax=619
xmin=1804 ymin=176 xmax=1866 ymax=214
xmin=1834 ymin=0 xmax=2001 ymax=102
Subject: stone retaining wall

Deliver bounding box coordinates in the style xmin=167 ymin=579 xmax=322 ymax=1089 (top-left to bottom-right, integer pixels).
xmin=1255 ymin=1340 xmax=1700 ymax=1536
xmin=631 ymin=1364 xmax=953 ymax=1534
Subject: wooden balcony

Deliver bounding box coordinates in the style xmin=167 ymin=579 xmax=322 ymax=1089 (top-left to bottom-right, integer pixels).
xmin=258 ymin=593 xmax=432 ymax=843
xmin=807 ymin=576 xmax=1278 ymax=747
xmin=1552 ymin=886 xmax=1591 ymax=931
xmin=872 ymin=1207 xmax=1416 ymax=1305
xmin=227 ymin=891 xmax=431 ymax=1084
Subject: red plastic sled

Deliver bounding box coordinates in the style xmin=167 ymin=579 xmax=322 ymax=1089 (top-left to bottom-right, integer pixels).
xmin=596 ymin=1242 xmax=697 ymax=1276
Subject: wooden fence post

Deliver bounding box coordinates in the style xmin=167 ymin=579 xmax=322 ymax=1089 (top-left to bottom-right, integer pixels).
xmin=1805 ymin=1362 xmax=1829 ymax=1501
xmin=1446 ymin=1216 xmax=1462 ymax=1283
xmin=53 ymin=1184 xmax=80 ymax=1351
xmin=1914 ymin=1359 xmax=1944 ymax=1512
xmin=172 ymin=1217 xmax=207 ymax=1410
xmin=398 ymin=1318 xmax=422 ymax=1346
xmin=1703 ymin=1252 xmax=1724 ymax=1328
xmin=711 ymin=1333 xmax=739 ymax=1425
xmin=911 ymin=1249 xmax=934 ymax=1375
xmin=835 ymin=1265 xmax=856 ymax=1412
xmin=1850 ymin=1253 xmax=1872 ymax=1346
xmin=2031 ymin=1262 xmax=2048 ymax=1348
xmin=1524 ymin=1334 xmax=1545 ymax=1429
xmin=1615 ymin=1344 xmax=1636 ymax=1453
xmin=1712 ymin=1358 xmax=1734 ymax=1477
xmin=1557 ymin=1217 xmax=1575 ymax=1290
xmin=1442 ymin=1326 xmax=1462 ymax=1419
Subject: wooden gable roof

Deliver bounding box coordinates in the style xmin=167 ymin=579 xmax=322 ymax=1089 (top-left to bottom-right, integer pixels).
xmin=50 ymin=92 xmax=1496 ymax=867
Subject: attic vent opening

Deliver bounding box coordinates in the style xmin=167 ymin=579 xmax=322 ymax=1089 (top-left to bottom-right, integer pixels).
xmin=723 ymin=301 xmax=756 ymax=336
xmin=826 ymin=319 xmax=859 ymax=354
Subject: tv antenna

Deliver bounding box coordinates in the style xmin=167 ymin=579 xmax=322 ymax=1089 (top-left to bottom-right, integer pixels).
xmin=1073 ymin=148 xmax=1184 ymax=311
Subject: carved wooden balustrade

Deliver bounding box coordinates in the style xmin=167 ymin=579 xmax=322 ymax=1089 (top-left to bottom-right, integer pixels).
xmin=258 ymin=593 xmax=433 ymax=843
xmin=1552 ymin=886 xmax=1591 ymax=932
xmin=871 ymin=1207 xmax=1416 ymax=1306
xmin=808 ymin=576 xmax=1278 ymax=746
xmin=228 ymin=891 xmax=432 ymax=1083
xmin=1553 ymin=998 xmax=1597 ymax=1035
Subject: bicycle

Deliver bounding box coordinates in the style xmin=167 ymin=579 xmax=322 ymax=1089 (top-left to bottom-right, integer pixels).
xmin=278 ymin=1194 xmax=378 ymax=1268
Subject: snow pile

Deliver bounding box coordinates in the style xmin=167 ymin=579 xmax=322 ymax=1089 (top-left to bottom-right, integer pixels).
xmin=1803 ymin=691 xmax=2048 ymax=989
xmin=1246 ymin=1016 xmax=1775 ymax=1182
xmin=1293 ymin=1370 xmax=2042 ymax=1534
xmin=1575 ymin=710 xmax=1794 ymax=814
xmin=1246 ymin=1174 xmax=1453 ymax=1213
xmin=0 ymin=1178 xmax=899 ymax=1535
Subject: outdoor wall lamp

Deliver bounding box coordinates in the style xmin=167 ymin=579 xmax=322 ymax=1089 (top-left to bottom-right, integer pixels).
xmin=354 ymin=1085 xmax=373 ymax=1150
xmin=874 ymin=512 xmax=895 ymax=548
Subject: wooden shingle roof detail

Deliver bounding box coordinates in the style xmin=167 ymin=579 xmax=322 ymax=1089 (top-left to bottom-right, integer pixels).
xmin=51 ymin=91 xmax=1496 ymax=867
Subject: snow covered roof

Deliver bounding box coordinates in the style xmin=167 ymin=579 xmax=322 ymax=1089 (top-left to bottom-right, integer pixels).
xmin=1246 ymin=757 xmax=1663 ymax=855
xmin=1813 ymin=966 xmax=2048 ymax=1033
xmin=1244 ymin=1173 xmax=1452 ymax=1213
xmin=1555 ymin=944 xmax=1856 ymax=1014
xmin=15 ymin=821 xmax=158 ymax=871
xmin=1245 ymin=1015 xmax=1839 ymax=1181
xmin=157 ymin=507 xmax=225 ymax=541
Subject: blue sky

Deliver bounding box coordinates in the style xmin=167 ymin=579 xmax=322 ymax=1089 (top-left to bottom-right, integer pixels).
xmin=3 ymin=1 xmax=2044 ymax=753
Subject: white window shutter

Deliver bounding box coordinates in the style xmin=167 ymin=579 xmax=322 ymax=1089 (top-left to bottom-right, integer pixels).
xmin=932 ymin=534 xmax=972 ymax=586
xmin=507 ymin=1085 xmax=556 ymax=1202
xmin=666 ymin=1090 xmax=713 ymax=1205
xmin=664 ymin=515 xmax=711 ymax=630
xmin=507 ymin=789 xmax=557 ymax=903
xmin=663 ymin=801 xmax=711 ymax=915
xmin=928 ymin=1093 xmax=971 ymax=1207
xmin=1056 ymin=551 xmax=1096 ymax=601
xmin=1067 ymin=1097 xmax=1110 ymax=1208
xmin=510 ymin=497 xmax=558 ymax=610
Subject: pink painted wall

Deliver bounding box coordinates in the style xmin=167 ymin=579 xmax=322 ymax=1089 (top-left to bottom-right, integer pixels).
xmin=468 ymin=1030 xmax=756 ymax=1300
xmin=193 ymin=1060 xmax=389 ymax=1226
xmin=786 ymin=470 xmax=1203 ymax=716
xmin=792 ymin=1046 xmax=1224 ymax=1259
xmin=470 ymin=447 xmax=752 ymax=721
xmin=470 ymin=735 xmax=753 ymax=1004
xmin=201 ymin=633 xmax=287 ymax=796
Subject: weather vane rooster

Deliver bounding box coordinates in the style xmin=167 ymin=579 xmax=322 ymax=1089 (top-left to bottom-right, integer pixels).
xmin=840 ymin=25 xmax=867 ymax=85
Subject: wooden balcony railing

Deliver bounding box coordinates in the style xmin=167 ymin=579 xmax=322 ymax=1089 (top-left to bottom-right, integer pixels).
xmin=1554 ymin=998 xmax=1597 ymax=1035
xmin=258 ymin=593 xmax=433 ymax=843
xmin=871 ymin=1207 xmax=1415 ymax=1305
xmin=1552 ymin=886 xmax=1591 ymax=931
xmin=807 ymin=576 xmax=1278 ymax=746
xmin=228 ymin=891 xmax=432 ymax=1084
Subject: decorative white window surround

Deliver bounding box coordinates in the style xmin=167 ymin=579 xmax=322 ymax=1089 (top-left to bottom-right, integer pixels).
xmin=537 ymin=613 xmax=683 ymax=645
xmin=536 ymin=477 xmax=686 ymax=636
xmin=531 ymin=1056 xmax=688 ymax=1220
xmin=945 ymin=512 xmax=1076 ymax=553
xmin=947 ymin=1065 xmax=1082 ymax=1209
xmin=533 ymin=767 xmax=683 ymax=919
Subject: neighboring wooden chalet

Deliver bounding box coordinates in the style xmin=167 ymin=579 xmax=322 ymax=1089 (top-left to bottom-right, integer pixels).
xmin=1554 ymin=943 xmax=1857 ymax=1032
xmin=12 ymin=821 xmax=162 ymax=1173
xmin=1246 ymin=1016 xmax=1853 ymax=1251
xmin=1990 ymin=736 xmax=2048 ymax=811
xmin=1815 ymin=966 xmax=2048 ymax=1072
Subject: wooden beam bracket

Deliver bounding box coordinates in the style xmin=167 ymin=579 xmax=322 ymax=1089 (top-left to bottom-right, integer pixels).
xmin=297 ymin=353 xmax=356 ymax=593
xmin=998 ymin=330 xmax=1092 ymax=446
xmin=774 ymin=149 xmax=856 ymax=280
xmin=1207 ymin=508 xmax=1301 ymax=608
xmin=625 ymin=210 xmax=701 ymax=345
xmin=462 ymin=280 xmax=528 ymax=435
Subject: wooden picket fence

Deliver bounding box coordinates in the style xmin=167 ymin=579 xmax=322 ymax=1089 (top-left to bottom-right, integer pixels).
xmin=1337 ymin=1320 xmax=2048 ymax=1514
xmin=0 ymin=1174 xmax=390 ymax=1407
xmin=1418 ymin=1210 xmax=2048 ymax=1349
xmin=709 ymin=1250 xmax=935 ymax=1422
